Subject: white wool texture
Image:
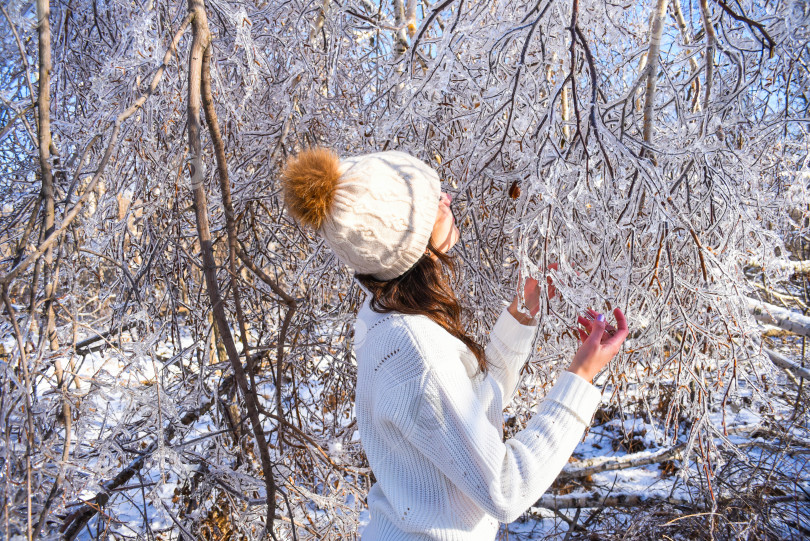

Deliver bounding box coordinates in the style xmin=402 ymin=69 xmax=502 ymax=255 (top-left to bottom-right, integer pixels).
xmin=319 ymin=150 xmax=441 ymax=281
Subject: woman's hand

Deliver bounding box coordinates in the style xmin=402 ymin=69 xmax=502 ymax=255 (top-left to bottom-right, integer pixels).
xmin=508 ymin=263 xmax=558 ymax=325
xmin=567 ymin=308 xmax=629 ymax=383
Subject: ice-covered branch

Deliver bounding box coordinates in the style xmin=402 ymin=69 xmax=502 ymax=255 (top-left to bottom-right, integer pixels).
xmin=559 ymin=444 xmax=685 ymax=480
xmin=0 ymin=11 xmax=194 ymax=286
xmin=536 ymin=491 xmax=696 ymax=510
xmin=536 ymin=491 xmax=809 ymax=510
xmin=747 ymin=259 xmax=810 ymax=275
xmin=186 ymin=0 xmax=279 ymax=535
xmin=762 ymin=347 xmax=810 ymax=380
xmin=746 ymin=297 xmax=810 ymax=337
xmin=60 ymin=376 xmax=233 ymax=540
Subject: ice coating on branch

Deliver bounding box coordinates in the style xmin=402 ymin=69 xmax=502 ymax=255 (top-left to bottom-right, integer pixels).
xmin=2 ymin=0 xmax=807 ymax=536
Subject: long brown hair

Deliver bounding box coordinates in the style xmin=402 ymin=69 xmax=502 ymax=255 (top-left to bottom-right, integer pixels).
xmin=355 ymin=239 xmax=487 ymax=373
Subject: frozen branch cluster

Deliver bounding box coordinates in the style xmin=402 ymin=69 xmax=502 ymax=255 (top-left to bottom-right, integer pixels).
xmin=0 ymin=0 xmax=807 ymax=538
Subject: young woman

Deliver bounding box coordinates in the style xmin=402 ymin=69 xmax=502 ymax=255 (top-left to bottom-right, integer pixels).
xmin=281 ymin=148 xmax=629 ymax=540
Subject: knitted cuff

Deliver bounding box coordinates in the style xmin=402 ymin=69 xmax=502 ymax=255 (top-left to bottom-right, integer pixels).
xmin=492 ymin=307 xmax=538 ymax=354
xmin=545 ymin=371 xmax=602 ymax=425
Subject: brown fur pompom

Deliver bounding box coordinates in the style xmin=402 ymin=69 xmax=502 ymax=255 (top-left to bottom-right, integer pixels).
xmin=281 ymin=147 xmax=341 ymax=229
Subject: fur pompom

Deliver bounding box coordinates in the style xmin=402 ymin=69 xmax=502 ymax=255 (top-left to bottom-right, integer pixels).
xmin=281 ymin=147 xmax=341 ymax=229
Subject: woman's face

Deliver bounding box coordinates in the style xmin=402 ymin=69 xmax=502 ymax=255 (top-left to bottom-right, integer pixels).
xmin=430 ymin=192 xmax=459 ymax=254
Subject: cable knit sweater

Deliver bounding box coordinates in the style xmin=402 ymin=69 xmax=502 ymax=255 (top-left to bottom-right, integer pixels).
xmin=353 ymin=292 xmax=602 ymax=540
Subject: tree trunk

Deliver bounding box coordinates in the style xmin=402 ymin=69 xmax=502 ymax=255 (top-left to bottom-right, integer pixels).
xmin=698 ymin=0 xmax=716 ymax=112
xmin=670 ymin=0 xmax=701 ymax=112
xmin=186 ymin=0 xmax=279 ymax=534
xmin=641 ymin=0 xmax=669 ymax=157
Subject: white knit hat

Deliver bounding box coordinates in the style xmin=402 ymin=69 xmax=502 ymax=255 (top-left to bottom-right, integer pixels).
xmin=281 ymin=148 xmax=441 ymax=281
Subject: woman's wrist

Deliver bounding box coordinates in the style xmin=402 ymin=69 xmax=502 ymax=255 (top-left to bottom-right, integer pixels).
xmin=565 ymin=364 xmax=595 ymax=384
xmin=507 ymin=297 xmax=537 ymax=326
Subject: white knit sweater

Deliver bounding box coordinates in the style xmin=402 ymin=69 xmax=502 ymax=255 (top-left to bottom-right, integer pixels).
xmin=353 ymin=292 xmax=602 ymax=540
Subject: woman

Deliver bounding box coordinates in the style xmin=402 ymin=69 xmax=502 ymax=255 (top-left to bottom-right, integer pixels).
xmin=281 ymin=148 xmax=629 ymax=540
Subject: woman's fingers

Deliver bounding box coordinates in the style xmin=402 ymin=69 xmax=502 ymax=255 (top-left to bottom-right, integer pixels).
xmin=578 ymin=314 xmax=611 ymax=337
xmin=604 ymin=308 xmax=629 ymax=348
xmin=569 ymin=306 xmax=630 ymax=382
xmin=582 ymin=310 xmax=609 ymax=329
xmin=584 ymin=316 xmax=606 ymax=347
xmin=521 ymin=275 xmax=541 ymax=316
xmin=577 ymin=315 xmax=593 ymax=333
xmin=613 ymin=307 xmax=628 ymax=331
xmin=580 ymin=309 xmax=622 ymax=342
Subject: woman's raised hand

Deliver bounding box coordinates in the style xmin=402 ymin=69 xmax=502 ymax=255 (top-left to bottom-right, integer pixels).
xmin=567 ymin=308 xmax=629 ymax=383
xmin=514 ymin=263 xmax=558 ymax=319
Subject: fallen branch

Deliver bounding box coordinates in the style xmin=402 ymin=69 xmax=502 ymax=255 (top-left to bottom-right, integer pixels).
xmin=748 ymin=281 xmax=808 ymax=311
xmin=559 ymin=424 xmax=759 ymax=480
xmin=535 ymin=491 xmax=696 ymax=510
xmin=74 ymin=321 xmax=138 ymax=354
xmin=762 ymin=347 xmax=810 ymax=380
xmin=746 ymin=297 xmax=810 ymax=337
xmin=559 ymin=444 xmax=685 ymax=480
xmin=535 ymin=491 xmax=809 ymax=510
xmin=746 ymin=259 xmax=810 ymax=275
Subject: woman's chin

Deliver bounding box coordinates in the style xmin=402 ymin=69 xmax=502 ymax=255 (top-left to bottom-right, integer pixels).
xmin=448 ymin=235 xmax=460 ymax=252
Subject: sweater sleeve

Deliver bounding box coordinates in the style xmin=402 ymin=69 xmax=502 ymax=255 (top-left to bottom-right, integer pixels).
xmin=485 ymin=307 xmax=538 ymax=408
xmin=394 ymin=331 xmax=601 ymax=524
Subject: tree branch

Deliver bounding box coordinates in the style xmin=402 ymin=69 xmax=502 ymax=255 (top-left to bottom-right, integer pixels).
xmin=536 ymin=491 xmax=698 ymax=509
xmin=186 ymin=0 xmax=279 ymax=535
xmin=698 ymin=0 xmax=716 ymax=113
xmin=762 ymin=347 xmax=810 ymax=380
xmin=60 ymin=377 xmax=233 ymax=539
xmin=0 ymin=12 xmax=194 ymax=287
xmin=713 ymin=0 xmax=775 ymax=54
xmin=670 ymin=0 xmax=702 ymax=112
